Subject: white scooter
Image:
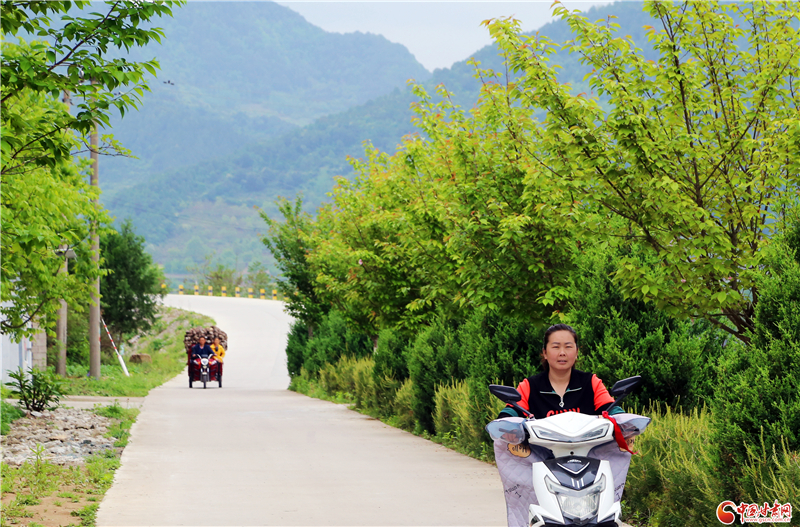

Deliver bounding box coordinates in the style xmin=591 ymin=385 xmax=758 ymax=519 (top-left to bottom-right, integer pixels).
xmin=486 ymin=376 xmax=650 ymax=527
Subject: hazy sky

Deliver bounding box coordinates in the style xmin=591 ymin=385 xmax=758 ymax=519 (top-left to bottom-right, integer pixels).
xmin=276 ymin=1 xmax=612 ymax=71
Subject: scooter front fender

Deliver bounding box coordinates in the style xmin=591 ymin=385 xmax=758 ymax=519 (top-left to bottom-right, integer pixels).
xmin=529 ymin=459 xmax=619 ymax=526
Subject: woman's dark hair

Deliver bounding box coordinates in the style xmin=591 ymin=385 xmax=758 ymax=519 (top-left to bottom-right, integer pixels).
xmin=540 ymin=324 xmax=579 ymax=372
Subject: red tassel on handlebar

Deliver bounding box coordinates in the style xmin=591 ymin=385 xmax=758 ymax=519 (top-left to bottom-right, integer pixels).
xmin=602 ymin=411 xmax=636 ymax=455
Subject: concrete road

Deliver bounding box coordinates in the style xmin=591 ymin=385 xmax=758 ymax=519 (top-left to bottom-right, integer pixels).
xmin=97 ymin=295 xmax=506 ymax=526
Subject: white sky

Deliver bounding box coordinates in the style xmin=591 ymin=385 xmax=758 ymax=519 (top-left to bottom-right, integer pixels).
xmin=276 ymin=1 xmax=612 ymax=71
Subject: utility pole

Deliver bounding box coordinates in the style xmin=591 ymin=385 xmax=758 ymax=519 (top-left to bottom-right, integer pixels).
xmin=57 ymin=90 xmax=71 ymax=377
xmin=89 ymin=82 xmax=101 ymax=380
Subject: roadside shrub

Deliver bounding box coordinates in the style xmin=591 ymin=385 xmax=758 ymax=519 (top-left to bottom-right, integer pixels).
xmin=392 ymin=379 xmax=415 ymax=431
xmin=434 ymin=380 xmax=504 ymax=458
xmin=580 ymin=315 xmax=724 ymax=409
xmin=406 ymin=319 xmax=464 ymax=433
xmin=373 ymin=327 xmax=409 ymax=381
xmin=433 ymin=381 xmax=466 ymax=437
xmin=457 ymin=312 xmax=543 ymax=388
xmin=303 ymin=310 xmax=371 ymax=375
xmin=738 ymin=436 xmax=800 ymax=508
xmin=319 ymin=356 xmax=356 ymax=395
xmin=624 ymin=405 xmax=723 ymax=527
xmin=712 ymin=238 xmax=800 ymax=496
xmin=5 ymin=367 xmax=64 ymax=412
xmin=352 ymin=358 xmax=376 ymax=410
xmin=285 ymin=320 xmax=308 ymax=378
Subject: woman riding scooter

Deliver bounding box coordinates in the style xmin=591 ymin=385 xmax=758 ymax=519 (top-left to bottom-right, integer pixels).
xmin=488 ymin=324 xmax=644 ymax=527
xmin=496 ymin=324 xmax=623 ymax=420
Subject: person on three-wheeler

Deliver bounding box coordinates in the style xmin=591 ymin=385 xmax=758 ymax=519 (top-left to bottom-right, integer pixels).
xmin=189 ymin=336 xmax=222 ymax=389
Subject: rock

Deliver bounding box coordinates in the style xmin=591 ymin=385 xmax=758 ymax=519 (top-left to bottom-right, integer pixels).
xmin=30 ymin=411 xmax=43 ymax=418
xmin=1 ymin=407 xmax=120 ymax=466
xmin=130 ymin=353 xmax=152 ymax=363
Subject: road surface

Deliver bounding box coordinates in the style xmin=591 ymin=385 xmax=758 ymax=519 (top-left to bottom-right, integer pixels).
xmin=96 ymin=295 xmax=507 ymax=526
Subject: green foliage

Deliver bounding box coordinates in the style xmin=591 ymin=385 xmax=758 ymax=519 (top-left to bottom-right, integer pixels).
xmin=71 ymin=504 xmax=100 ymax=527
xmin=372 ymin=327 xmax=409 ymax=382
xmin=4 ymin=367 xmax=64 ymax=412
xmin=1 ymin=400 xmax=25 ymax=435
xmin=405 ymin=319 xmax=464 ymax=433
xmin=712 ymin=236 xmax=800 ymax=496
xmin=285 ymin=320 xmax=309 ymax=379
xmin=455 ymin=312 xmax=544 ymax=390
xmin=301 ymin=310 xmax=371 ymax=375
xmin=0 ymin=85 xmax=106 ymax=341
xmin=93 ymin=401 xmax=139 ymax=447
xmin=486 ymin=1 xmax=800 ymax=342
xmin=570 ymin=248 xmax=726 ymax=409
xmin=244 ymin=260 xmax=273 ymax=293
xmin=260 ymin=197 xmax=328 ymax=334
xmin=1 ymin=1 xmax=180 ymax=340
xmin=624 ymin=405 xmax=725 ymax=527
xmin=101 ymin=219 xmax=166 ymax=341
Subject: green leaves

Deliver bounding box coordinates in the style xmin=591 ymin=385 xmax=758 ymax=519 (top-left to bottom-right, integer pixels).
xmin=262 ymin=2 xmax=798 ymax=345
xmin=486 ymin=1 xmax=800 ymax=342
xmin=1 ymin=2 xmax=181 ymax=339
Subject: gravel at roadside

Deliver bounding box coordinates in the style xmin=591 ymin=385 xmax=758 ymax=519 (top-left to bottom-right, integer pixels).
xmin=1 ymin=407 xmax=116 ymax=466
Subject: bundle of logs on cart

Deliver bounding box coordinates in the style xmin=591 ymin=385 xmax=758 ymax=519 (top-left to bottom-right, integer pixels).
xmin=184 ymin=326 xmax=227 ymax=363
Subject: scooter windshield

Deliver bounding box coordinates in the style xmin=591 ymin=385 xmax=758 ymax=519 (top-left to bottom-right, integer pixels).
xmin=486 ymin=420 xmax=527 ymax=445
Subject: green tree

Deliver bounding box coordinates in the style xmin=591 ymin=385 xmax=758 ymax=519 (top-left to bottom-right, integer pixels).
xmin=487 ymin=0 xmax=800 ymax=342
xmin=0 ymin=89 xmax=104 ymax=339
xmin=100 ymin=220 xmax=165 ymax=341
xmin=712 ymin=229 xmax=800 ymax=498
xmin=1 ymin=1 xmax=181 ymax=173
xmin=260 ymin=196 xmax=327 ymax=337
xmin=245 ymin=260 xmax=273 ymax=293
xmin=1 ymin=1 xmax=181 ymax=339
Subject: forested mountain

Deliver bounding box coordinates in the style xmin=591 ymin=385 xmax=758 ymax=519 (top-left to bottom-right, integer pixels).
xmin=100 ymin=1 xmax=430 ymax=191
xmin=104 ymin=1 xmax=653 ymax=274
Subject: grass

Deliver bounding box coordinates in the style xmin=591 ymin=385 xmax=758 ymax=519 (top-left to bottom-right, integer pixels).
xmin=93 ymin=401 xmax=139 ymax=447
xmin=0 ymin=404 xmax=139 ymax=527
xmin=1 ymin=400 xmax=26 ymax=435
xmin=58 ymin=307 xmax=215 ymax=397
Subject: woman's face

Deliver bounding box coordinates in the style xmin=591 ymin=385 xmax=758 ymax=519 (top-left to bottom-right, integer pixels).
xmin=542 ymin=330 xmax=578 ymax=374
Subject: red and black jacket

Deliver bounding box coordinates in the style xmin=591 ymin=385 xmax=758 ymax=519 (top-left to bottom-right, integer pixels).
xmin=498 ymin=369 xmax=617 ymax=420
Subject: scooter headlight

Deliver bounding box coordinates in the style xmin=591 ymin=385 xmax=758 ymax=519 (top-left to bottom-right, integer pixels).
xmin=545 ymin=474 xmax=606 ymax=521
xmin=532 ymin=423 xmax=610 ymax=443
xmin=201 ymin=358 xmax=209 ymax=366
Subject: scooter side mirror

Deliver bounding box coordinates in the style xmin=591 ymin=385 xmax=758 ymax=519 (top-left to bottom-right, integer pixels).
xmin=489 ymin=384 xmax=522 ymax=403
xmin=609 ymin=375 xmax=642 ymax=397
